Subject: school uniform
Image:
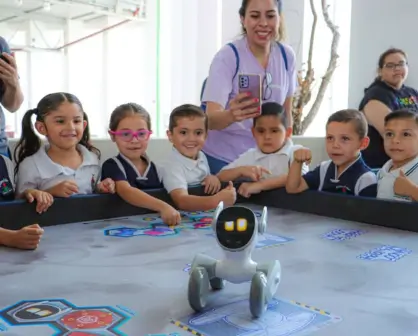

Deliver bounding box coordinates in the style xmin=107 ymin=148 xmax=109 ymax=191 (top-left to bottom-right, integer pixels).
xmin=221 ymin=139 xmax=309 ymax=177
xmin=101 ymin=153 xmax=162 ymax=189
xmin=303 ymin=155 xmax=377 ymax=197
xmin=377 ymin=156 xmax=418 ymax=202
xmin=0 ymin=154 xmax=15 ymax=201
xmin=16 ymin=144 xmax=100 ymax=195
xmin=359 ymin=80 xmax=418 ymax=168
xmin=161 ymin=147 xmax=210 ymax=193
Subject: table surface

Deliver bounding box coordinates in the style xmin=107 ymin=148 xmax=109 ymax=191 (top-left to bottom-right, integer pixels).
xmin=0 ymin=203 xmax=417 ymax=336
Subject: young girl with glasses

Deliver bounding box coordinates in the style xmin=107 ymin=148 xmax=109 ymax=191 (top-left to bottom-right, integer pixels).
xmin=102 ymin=103 xmax=181 ymax=226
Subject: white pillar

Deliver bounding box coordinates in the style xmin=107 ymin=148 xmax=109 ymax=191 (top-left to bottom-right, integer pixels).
xmin=102 ymin=24 xmax=109 ymax=136
xmin=62 ymin=19 xmax=70 ymax=93
xmin=221 ymin=0 xmax=242 ymax=45
xmin=195 ymin=0 xmax=222 ymax=100
xmin=283 ymin=0 xmax=305 ymax=67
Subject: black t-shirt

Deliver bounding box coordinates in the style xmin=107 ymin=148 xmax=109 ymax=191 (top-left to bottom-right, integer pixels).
xmin=358 ymin=80 xmax=418 ymax=168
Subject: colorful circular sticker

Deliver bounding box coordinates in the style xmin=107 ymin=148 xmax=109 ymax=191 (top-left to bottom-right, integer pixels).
xmin=60 ymin=310 xmax=113 ymax=330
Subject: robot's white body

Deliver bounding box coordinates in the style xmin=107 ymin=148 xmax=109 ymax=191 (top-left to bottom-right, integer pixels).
xmin=187 ymin=202 xmax=281 ymax=318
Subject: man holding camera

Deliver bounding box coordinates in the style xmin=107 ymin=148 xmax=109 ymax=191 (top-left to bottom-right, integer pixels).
xmin=0 ymin=36 xmax=24 ymax=157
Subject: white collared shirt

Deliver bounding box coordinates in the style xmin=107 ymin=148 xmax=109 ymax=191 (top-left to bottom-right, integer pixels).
xmin=161 ymin=147 xmax=210 ymax=193
xmin=221 ymin=139 xmax=309 ymax=177
xmin=16 ymin=144 xmax=101 ymax=195
xmin=377 ymin=156 xmax=418 ymax=202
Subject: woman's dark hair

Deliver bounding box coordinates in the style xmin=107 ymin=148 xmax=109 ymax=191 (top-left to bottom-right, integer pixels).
xmin=364 ymin=48 xmax=408 ymax=93
xmin=14 ymin=92 xmax=100 ymax=174
xmin=239 ymin=0 xmax=286 ymax=41
xmin=109 ymin=103 xmax=152 ymax=131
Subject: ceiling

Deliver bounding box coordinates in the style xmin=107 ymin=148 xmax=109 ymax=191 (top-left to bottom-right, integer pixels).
xmin=0 ymin=0 xmax=147 ymax=24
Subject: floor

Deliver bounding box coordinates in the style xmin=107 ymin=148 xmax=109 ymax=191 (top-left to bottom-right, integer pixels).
xmin=0 ymin=204 xmax=417 ymax=336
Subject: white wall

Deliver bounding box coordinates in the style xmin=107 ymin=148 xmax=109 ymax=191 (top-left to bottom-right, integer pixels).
xmin=348 ymin=0 xmax=418 ymax=109
xmin=1 ymin=10 xmax=157 ymax=138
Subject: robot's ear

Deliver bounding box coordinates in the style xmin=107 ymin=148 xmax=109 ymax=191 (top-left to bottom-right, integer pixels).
xmin=211 ymin=201 xmax=224 ymax=229
xmin=258 ymin=206 xmax=267 ymax=234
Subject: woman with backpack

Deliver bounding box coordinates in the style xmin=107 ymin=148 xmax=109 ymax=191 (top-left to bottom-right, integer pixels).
xmin=200 ymin=0 xmax=297 ymax=174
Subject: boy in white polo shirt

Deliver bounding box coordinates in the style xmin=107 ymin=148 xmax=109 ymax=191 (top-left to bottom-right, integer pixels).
xmin=217 ymin=102 xmax=308 ymax=198
xmin=161 ymin=104 xmax=236 ymax=211
xmin=377 ymin=109 xmax=418 ymax=202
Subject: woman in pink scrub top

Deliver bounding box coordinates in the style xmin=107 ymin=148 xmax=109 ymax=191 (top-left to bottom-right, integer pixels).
xmin=201 ymin=0 xmax=297 ymax=174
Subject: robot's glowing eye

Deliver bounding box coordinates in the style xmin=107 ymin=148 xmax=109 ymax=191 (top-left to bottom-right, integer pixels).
xmin=224 ymin=221 xmax=234 ymax=231
xmin=237 ymin=218 xmax=247 ymax=232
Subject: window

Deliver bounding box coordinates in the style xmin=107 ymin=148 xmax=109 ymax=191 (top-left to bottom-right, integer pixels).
xmin=2 ymin=4 xmax=156 ymax=140
xmin=68 ymin=25 xmax=104 ymax=138
xmin=301 ymin=0 xmax=352 ymax=136
xmin=106 ymin=21 xmax=157 ymax=136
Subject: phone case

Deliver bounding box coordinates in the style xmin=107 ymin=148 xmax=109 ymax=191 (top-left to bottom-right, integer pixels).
xmin=238 ymin=74 xmax=262 ymax=102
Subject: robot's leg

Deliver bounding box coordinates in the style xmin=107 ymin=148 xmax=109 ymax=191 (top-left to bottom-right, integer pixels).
xmin=188 ymin=266 xmax=210 ymax=312
xmin=190 ymin=253 xmax=225 ymax=290
xmin=257 ymin=260 xmax=281 ymax=301
xmin=188 ymin=254 xmax=225 ymax=312
xmin=249 ymin=260 xmax=281 ymax=318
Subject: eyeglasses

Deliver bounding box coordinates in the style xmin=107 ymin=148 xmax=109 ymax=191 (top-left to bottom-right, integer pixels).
xmin=263 ymin=71 xmax=273 ymax=100
xmin=383 ymin=62 xmax=408 ymax=70
xmin=109 ymin=129 xmax=152 ymax=142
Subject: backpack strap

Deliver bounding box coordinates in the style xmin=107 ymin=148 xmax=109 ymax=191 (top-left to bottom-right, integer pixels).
xmin=277 ymin=42 xmax=288 ymax=71
xmin=200 ymin=43 xmax=240 ymax=104
xmin=228 ymin=42 xmax=240 ymax=79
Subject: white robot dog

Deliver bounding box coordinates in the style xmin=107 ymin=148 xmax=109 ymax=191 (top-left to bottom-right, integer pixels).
xmin=187 ymin=202 xmax=281 ymax=318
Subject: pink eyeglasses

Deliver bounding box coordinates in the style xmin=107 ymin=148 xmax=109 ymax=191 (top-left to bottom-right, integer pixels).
xmin=109 ymin=129 xmax=153 ymax=142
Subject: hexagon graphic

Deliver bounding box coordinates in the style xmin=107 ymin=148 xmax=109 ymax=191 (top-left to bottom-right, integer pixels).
xmin=0 ymin=299 xmax=131 ymax=335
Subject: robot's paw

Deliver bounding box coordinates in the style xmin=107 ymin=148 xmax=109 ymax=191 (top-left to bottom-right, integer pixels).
xmin=209 ymin=277 xmax=225 ymax=290
xmin=249 ymin=271 xmax=268 ymax=318
xmin=188 ymin=267 xmax=209 ymax=312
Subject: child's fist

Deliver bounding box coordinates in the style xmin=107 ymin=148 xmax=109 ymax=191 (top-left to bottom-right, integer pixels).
xmin=293 ymin=148 xmax=312 ymax=164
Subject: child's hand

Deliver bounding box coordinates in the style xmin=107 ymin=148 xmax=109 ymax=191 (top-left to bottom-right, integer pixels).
xmin=97 ymin=178 xmax=115 ymax=194
xmin=202 ymin=175 xmax=221 ymax=194
xmin=160 ymin=204 xmax=181 ymax=226
xmin=216 ymin=181 xmax=237 ymax=206
xmin=47 ymin=180 xmax=79 ymax=197
xmin=238 ymin=182 xmax=262 ymax=198
xmin=293 ymin=148 xmax=312 ymax=164
xmin=239 ymin=165 xmax=271 ymax=181
xmin=24 ymin=189 xmax=54 ymax=213
xmin=394 ymin=170 xmax=415 ymax=198
xmin=5 ymin=224 xmax=44 ymax=250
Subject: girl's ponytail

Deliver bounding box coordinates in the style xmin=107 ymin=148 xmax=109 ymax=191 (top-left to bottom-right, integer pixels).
xmin=14 ymin=108 xmax=41 ymax=175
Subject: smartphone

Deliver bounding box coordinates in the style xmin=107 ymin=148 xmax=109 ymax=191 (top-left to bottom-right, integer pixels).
xmin=238 ymin=74 xmax=262 ymax=110
xmin=0 ymin=54 xmax=9 ymax=64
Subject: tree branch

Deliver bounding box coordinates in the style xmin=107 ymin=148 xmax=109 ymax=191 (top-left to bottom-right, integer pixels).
xmin=301 ymin=0 xmax=340 ymax=133
xmin=307 ymin=0 xmax=317 ymax=74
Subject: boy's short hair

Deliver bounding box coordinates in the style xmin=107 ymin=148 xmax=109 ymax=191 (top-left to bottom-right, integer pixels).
xmin=168 ymin=104 xmax=208 ymax=132
xmin=384 ymin=109 xmax=418 ymax=125
xmin=326 ymin=109 xmax=368 ymax=139
xmin=253 ymin=102 xmax=288 ymax=127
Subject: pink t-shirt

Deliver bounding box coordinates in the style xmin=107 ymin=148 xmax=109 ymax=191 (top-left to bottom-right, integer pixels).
xmin=202 ymin=36 xmax=297 ymax=163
